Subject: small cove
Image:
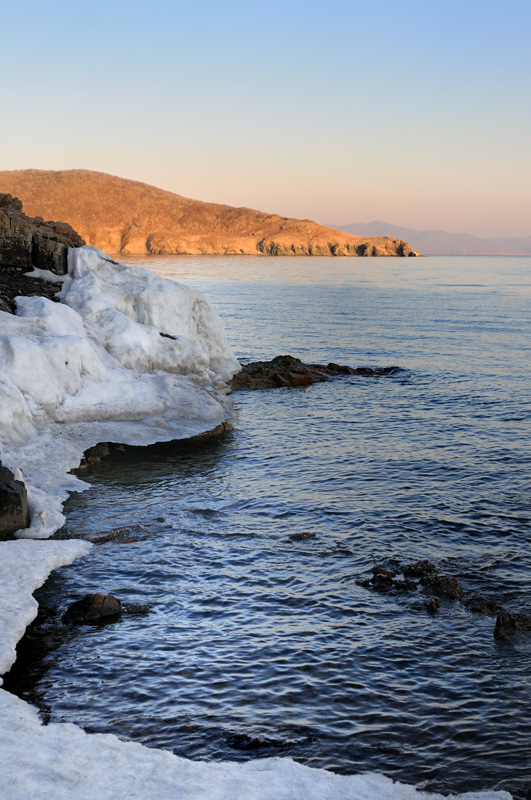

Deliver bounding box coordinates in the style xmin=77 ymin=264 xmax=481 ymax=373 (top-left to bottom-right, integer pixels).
xmin=7 ymin=255 xmax=531 ymax=799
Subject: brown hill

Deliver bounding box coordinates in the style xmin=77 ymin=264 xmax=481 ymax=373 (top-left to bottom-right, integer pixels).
xmin=0 ymin=170 xmax=417 ymax=257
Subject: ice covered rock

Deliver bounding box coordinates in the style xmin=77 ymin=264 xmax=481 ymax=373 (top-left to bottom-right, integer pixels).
xmin=0 ymin=246 xmax=240 ymax=538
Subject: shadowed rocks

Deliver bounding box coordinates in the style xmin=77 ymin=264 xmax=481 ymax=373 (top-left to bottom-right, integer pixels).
xmin=0 ymin=461 xmax=30 ymax=539
xmin=0 ymin=193 xmax=84 ymax=312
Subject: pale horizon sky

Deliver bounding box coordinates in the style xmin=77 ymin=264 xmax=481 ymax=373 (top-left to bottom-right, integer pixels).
xmin=2 ymin=0 xmax=530 ymax=238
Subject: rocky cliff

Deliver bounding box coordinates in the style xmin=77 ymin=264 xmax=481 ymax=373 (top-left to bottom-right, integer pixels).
xmin=0 ymin=193 xmax=84 ymax=312
xmin=0 ymin=170 xmax=418 ymax=258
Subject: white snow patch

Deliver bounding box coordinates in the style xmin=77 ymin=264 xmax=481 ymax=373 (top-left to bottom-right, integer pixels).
xmin=0 ymin=246 xmax=240 ymax=538
xmin=0 ymin=539 xmax=91 ymax=682
xmin=0 ymin=688 xmax=512 ymax=800
xmin=24 ymin=267 xmax=65 ymax=283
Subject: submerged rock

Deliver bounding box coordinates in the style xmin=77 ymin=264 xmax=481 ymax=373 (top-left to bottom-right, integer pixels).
xmin=230 ymin=355 xmax=398 ymax=390
xmin=288 ymin=531 xmax=317 ymax=542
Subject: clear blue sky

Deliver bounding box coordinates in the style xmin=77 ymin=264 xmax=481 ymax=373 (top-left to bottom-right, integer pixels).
xmin=2 ymin=0 xmax=530 ymax=236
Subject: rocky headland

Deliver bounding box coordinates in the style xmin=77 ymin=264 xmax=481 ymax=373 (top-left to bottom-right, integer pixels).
xmin=0 ymin=169 xmax=419 ymax=258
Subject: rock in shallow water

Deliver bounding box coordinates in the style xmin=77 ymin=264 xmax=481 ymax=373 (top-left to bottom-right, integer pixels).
xmin=494 ymin=610 xmax=531 ymax=639
xmin=62 ymin=594 xmax=151 ymax=624
xmin=62 ymin=594 xmax=123 ymax=624
xmin=230 ymin=355 xmax=398 ymax=390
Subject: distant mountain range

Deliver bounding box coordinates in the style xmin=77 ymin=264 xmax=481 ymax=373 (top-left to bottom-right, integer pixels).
xmin=330 ymin=221 xmax=531 ymax=255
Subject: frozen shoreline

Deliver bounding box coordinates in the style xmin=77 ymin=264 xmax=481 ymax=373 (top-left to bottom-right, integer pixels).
xmin=0 ymin=248 xmax=512 ymax=799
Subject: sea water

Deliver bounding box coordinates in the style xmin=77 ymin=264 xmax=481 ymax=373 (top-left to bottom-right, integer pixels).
xmin=9 ymin=256 xmax=531 ymax=799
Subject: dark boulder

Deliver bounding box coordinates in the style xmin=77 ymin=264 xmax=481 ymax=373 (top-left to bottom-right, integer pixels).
xmin=0 ymin=462 xmax=31 ymax=540
xmin=62 ymin=593 xmax=151 ymax=624
xmin=62 ymin=593 xmax=123 ymax=624
xmin=494 ymin=610 xmax=531 ymax=639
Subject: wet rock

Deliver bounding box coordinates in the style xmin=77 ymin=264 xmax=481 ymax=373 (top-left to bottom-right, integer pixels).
xmin=361 ymin=565 xmax=397 ymax=593
xmin=225 ymin=732 xmax=285 ymax=751
xmin=230 ymin=355 xmax=399 ymax=390
xmin=403 ymin=560 xmax=438 ymax=578
xmin=87 ymin=524 xmax=147 ymax=544
xmin=0 ymin=462 xmax=31 ymax=539
xmin=393 ymin=579 xmax=418 ymax=593
xmin=62 ymin=593 xmax=123 ymax=624
xmin=494 ymin=610 xmax=531 ymax=639
xmin=123 ymin=604 xmax=151 ymax=615
xmin=421 ymin=574 xmax=463 ymax=601
xmin=426 ymin=597 xmax=441 ymax=613
xmin=465 ymin=595 xmax=504 ymax=615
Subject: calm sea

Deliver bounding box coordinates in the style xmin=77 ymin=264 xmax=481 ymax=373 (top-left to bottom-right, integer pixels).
xmin=10 ymin=256 xmax=531 ymax=798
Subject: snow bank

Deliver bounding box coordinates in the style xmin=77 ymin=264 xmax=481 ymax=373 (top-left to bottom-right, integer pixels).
xmin=0 ymin=539 xmax=91 ymax=682
xmin=0 ymin=246 xmax=240 ymax=538
xmin=0 ymin=688 xmax=511 ymax=800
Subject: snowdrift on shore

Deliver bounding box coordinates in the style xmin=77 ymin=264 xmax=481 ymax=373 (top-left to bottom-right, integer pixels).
xmin=0 ymin=687 xmax=512 ymax=800
xmin=0 ymin=246 xmax=240 ymax=538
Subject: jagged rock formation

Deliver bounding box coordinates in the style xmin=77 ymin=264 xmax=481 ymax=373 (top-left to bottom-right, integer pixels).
xmin=0 ymin=193 xmax=84 ymax=311
xmin=0 ymin=170 xmax=418 ymax=257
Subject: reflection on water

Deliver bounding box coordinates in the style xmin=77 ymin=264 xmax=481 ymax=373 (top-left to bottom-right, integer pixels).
xmin=120 ymin=253 xmax=531 ymax=294
xmin=10 ymin=256 xmax=531 ymax=799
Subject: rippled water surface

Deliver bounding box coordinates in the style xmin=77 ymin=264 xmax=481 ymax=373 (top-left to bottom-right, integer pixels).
xmin=11 ymin=256 xmax=531 ymax=798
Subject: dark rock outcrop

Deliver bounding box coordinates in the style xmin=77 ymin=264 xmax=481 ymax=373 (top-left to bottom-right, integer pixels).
xmin=0 ymin=461 xmax=30 ymax=540
xmin=230 ymin=355 xmax=398 ymax=390
xmin=0 ymin=193 xmax=84 ymax=311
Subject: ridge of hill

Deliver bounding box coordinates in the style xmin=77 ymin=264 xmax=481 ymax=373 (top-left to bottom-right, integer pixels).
xmin=0 ymin=170 xmax=417 ymax=258
xmin=331 ymin=221 xmax=531 ymax=256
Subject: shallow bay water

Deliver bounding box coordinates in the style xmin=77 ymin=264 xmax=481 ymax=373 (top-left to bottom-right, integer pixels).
xmin=12 ymin=256 xmax=531 ymax=798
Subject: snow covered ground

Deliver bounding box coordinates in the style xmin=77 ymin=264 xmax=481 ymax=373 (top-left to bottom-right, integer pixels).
xmin=0 ymin=248 xmax=512 ymax=799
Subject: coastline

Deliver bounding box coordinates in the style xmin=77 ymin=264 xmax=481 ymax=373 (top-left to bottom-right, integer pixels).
xmin=0 ymin=209 xmax=513 ymax=798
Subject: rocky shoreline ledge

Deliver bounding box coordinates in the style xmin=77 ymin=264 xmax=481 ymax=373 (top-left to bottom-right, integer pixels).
xmin=0 ymin=198 xmax=512 ymax=800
